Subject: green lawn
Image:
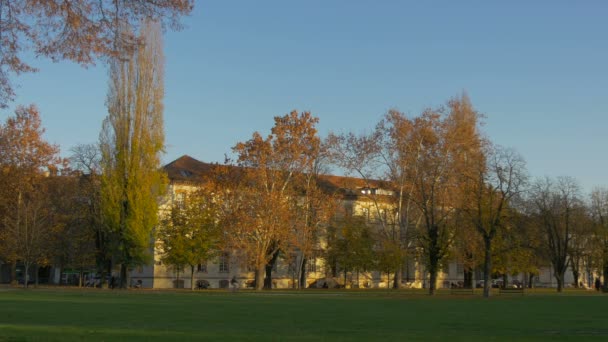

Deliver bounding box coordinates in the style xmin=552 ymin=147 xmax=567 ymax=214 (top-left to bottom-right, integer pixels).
xmin=0 ymin=287 xmax=606 ymax=341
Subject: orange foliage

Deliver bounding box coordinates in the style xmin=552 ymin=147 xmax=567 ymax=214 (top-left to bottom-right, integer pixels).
xmin=0 ymin=0 xmax=193 ymax=107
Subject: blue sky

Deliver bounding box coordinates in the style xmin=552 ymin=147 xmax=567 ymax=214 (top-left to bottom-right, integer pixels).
xmin=6 ymin=0 xmax=608 ymax=193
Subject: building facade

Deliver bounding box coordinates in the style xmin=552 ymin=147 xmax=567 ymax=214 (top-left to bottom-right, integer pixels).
xmin=129 ymin=155 xmax=592 ymax=290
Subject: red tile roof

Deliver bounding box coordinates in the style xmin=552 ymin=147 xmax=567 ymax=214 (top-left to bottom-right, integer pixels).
xmin=164 ymin=155 xmax=390 ymax=198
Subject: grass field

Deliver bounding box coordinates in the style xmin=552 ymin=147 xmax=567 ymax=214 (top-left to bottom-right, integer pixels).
xmin=0 ymin=287 xmax=607 ymax=341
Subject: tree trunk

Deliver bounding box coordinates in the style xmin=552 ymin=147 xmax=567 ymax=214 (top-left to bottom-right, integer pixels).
xmin=603 ymin=263 xmax=608 ymax=292
xmin=463 ymin=268 xmax=473 ymax=289
xmin=427 ymin=225 xmax=440 ymax=296
xmin=255 ymin=267 xmax=264 ymax=291
xmin=264 ymin=250 xmax=280 ymax=289
xmin=102 ymin=259 xmax=112 ymax=289
xmin=23 ymin=263 xmax=30 ymax=289
xmin=428 ymin=265 xmax=437 ymax=295
xmin=190 ymin=265 xmax=195 ymax=291
xmin=572 ymin=269 xmax=580 ymax=288
xmin=299 ymin=257 xmax=307 ymax=290
xmin=10 ymin=262 xmax=17 ymax=285
xmin=483 ymin=238 xmax=492 ymax=298
xmin=393 ymin=267 xmax=402 ymax=289
xmin=264 ymin=264 xmax=273 ymax=289
xmin=528 ymin=273 xmax=535 ymax=289
xmin=99 ymin=270 xmax=106 ymax=288
xmin=120 ymin=263 xmax=128 ymax=289
xmin=502 ymin=273 xmax=508 ymax=288
xmin=56 ymin=264 xmax=63 ymax=285
xmin=555 ymin=272 xmax=564 ymax=292
xmin=34 ymin=264 xmax=39 ymax=287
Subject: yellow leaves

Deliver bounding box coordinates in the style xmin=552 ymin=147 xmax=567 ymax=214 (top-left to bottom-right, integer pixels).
xmin=100 ymin=21 xmax=166 ymax=266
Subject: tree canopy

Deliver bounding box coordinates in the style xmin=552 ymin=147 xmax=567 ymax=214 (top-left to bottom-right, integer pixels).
xmin=0 ymin=0 xmax=193 ymax=108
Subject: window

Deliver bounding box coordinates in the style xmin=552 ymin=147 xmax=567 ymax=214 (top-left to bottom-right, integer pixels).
xmin=197 ymin=262 xmax=207 ymax=273
xmin=179 ymin=170 xmax=193 ymax=178
xmin=219 ymin=253 xmax=230 ymax=273
xmin=456 ymin=263 xmax=464 ymax=276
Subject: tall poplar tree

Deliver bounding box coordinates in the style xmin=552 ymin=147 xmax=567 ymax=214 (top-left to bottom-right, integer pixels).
xmin=100 ymin=21 xmax=166 ymax=289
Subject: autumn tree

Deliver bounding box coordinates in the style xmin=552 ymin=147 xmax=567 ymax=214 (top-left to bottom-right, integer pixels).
xmin=408 ymin=94 xmax=482 ymax=295
xmin=100 ymin=22 xmax=167 ymax=289
xmin=0 ymin=0 xmax=193 ymax=108
xmin=0 ymin=105 xmax=62 ymax=286
xmin=158 ymin=189 xmax=221 ymax=290
xmin=461 ymin=145 xmax=527 ymax=297
xmin=528 ymin=176 xmax=582 ymax=292
xmin=226 ymin=111 xmax=320 ymax=290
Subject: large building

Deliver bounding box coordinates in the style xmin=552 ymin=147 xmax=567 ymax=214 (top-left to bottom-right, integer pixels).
xmin=129 ymin=155 xmax=591 ymax=290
